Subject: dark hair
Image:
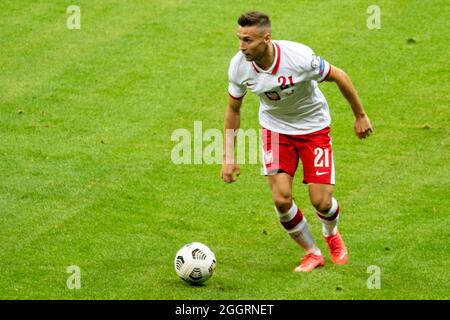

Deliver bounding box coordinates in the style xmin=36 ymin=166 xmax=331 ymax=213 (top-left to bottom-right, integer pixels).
xmin=237 ymin=11 xmax=271 ymax=29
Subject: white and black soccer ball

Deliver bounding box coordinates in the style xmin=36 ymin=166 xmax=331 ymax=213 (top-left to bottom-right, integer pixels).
xmin=174 ymin=242 xmax=216 ymax=284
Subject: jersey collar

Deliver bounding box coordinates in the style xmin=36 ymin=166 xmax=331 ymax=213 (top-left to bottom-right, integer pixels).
xmin=251 ymin=41 xmax=281 ymax=75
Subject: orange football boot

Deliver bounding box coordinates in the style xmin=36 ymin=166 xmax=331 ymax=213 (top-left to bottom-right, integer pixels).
xmin=324 ymin=231 xmax=348 ymax=265
xmin=293 ymin=253 xmax=325 ymax=272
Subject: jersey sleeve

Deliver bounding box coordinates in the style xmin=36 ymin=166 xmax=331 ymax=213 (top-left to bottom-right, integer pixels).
xmin=227 ymin=59 xmax=246 ymax=99
xmin=298 ymin=46 xmax=331 ymax=83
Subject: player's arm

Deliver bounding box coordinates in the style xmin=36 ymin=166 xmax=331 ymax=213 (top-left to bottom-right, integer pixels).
xmin=325 ymin=65 xmax=373 ymax=139
xmin=221 ymin=95 xmax=243 ymax=183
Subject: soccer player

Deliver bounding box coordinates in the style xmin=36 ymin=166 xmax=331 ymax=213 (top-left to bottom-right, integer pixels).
xmin=221 ymin=11 xmax=373 ymax=272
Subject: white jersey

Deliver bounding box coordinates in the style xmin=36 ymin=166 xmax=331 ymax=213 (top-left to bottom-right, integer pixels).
xmin=228 ymin=40 xmax=332 ymax=135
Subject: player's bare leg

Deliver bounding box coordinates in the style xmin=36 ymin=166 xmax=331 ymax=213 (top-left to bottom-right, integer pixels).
xmin=308 ymin=183 xmax=334 ymax=213
xmin=268 ymin=173 xmax=324 ymax=272
xmin=309 ymin=183 xmax=348 ymax=264
xmin=267 ymin=172 xmax=294 ymax=213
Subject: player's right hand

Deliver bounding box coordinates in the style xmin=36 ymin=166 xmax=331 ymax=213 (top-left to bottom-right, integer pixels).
xmin=354 ymin=114 xmax=373 ymax=139
xmin=221 ymin=163 xmax=240 ymax=183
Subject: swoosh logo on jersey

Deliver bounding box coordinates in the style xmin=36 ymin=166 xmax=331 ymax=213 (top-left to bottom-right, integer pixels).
xmin=246 ymin=82 xmax=256 ymax=86
xmin=316 ymin=171 xmax=328 ymax=176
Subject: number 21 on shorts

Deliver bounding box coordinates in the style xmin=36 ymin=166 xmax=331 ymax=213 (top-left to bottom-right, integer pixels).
xmin=314 ymin=147 xmax=330 ymax=168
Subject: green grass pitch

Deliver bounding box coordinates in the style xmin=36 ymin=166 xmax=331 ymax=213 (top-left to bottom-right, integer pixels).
xmin=0 ymin=0 xmax=449 ymax=299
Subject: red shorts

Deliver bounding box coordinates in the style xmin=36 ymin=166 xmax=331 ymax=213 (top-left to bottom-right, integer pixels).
xmin=261 ymin=127 xmax=335 ymax=184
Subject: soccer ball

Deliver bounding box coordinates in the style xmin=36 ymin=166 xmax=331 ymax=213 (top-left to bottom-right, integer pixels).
xmin=174 ymin=242 xmax=216 ymax=284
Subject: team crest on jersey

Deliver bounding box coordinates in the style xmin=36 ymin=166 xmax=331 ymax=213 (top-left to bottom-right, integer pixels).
xmin=264 ymin=150 xmax=273 ymax=164
xmin=264 ymin=91 xmax=281 ymax=101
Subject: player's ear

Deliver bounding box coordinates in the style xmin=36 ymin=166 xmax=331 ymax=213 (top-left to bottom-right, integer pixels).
xmin=263 ymin=32 xmax=272 ymax=43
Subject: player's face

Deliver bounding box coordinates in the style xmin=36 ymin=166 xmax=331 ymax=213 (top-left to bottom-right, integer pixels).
xmin=236 ymin=26 xmax=271 ymax=62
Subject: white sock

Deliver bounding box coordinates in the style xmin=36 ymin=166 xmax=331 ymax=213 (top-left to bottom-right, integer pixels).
xmin=276 ymin=202 xmax=321 ymax=255
xmin=317 ymin=197 xmax=339 ymax=237
xmin=321 ymin=216 xmax=339 ymax=237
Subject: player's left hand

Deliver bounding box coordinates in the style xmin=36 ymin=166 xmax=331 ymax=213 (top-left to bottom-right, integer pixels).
xmin=354 ymin=115 xmax=373 ymax=139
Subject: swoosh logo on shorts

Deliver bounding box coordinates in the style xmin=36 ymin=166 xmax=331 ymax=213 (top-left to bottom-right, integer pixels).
xmin=316 ymin=171 xmax=328 ymax=176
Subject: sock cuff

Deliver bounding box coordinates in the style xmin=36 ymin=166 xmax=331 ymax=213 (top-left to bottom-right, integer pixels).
xmin=275 ymin=201 xmax=307 ymax=231
xmin=275 ymin=201 xmax=297 ymax=222
xmin=286 ymin=217 xmax=307 ymax=234
xmin=330 ymin=197 xmax=338 ymax=215
xmin=316 ymin=198 xmax=339 ymax=220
